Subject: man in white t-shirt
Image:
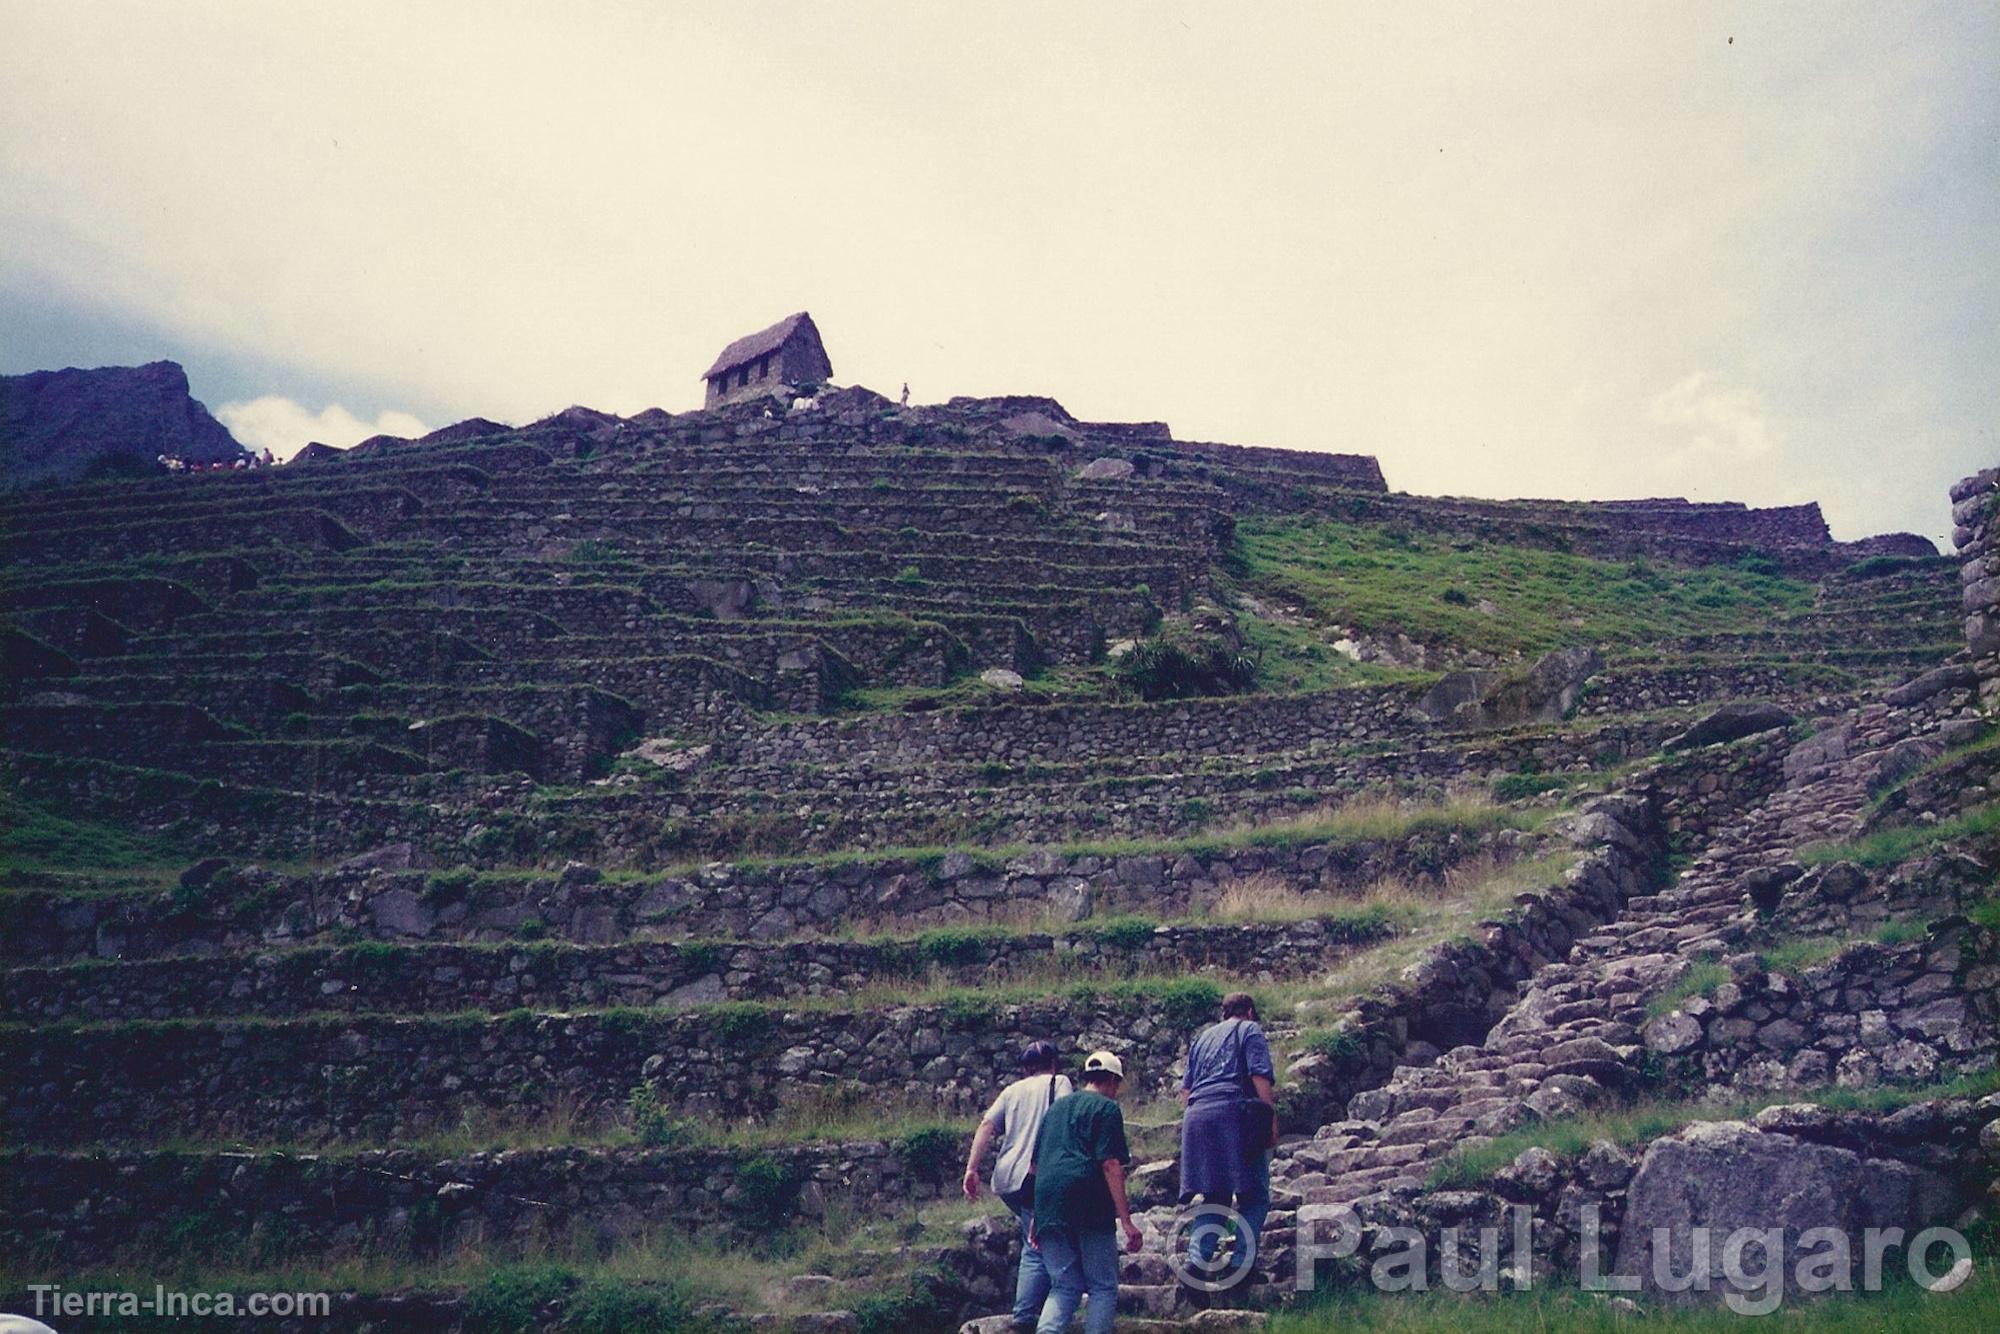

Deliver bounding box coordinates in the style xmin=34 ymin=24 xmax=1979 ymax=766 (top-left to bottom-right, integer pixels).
xmin=963 ymin=1040 xmax=1074 ymax=1333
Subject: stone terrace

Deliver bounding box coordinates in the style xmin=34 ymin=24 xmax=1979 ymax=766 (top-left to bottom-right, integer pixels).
xmin=0 ymin=391 xmax=1984 ymax=1330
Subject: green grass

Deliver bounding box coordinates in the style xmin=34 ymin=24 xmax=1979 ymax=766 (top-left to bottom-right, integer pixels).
xmin=1643 ymin=962 xmax=1728 ymax=1018
xmin=1232 ymin=607 xmax=1441 ymax=692
xmin=1866 ymin=725 xmax=2000 ymax=806
xmin=1493 ymin=772 xmax=1577 ymax=802
xmin=1644 ymin=925 xmax=1934 ymax=1020
xmin=668 ymin=791 xmax=1539 ymax=882
xmin=1799 ymin=801 xmax=2000 ymax=869
xmin=836 ymin=663 xmax=1119 ymax=712
xmin=1971 ymin=892 xmax=2000 ymax=933
xmin=0 ymin=788 xmax=192 ymax=878
xmin=1230 ymin=517 xmax=1813 ymax=662
xmin=1269 ymin=1282 xmax=1998 ymax=1334
xmin=1427 ymin=1070 xmax=2000 ymax=1189
xmin=1755 ymin=935 xmax=1855 ymax=975
xmin=1 ymin=1194 xmax=1000 ymax=1326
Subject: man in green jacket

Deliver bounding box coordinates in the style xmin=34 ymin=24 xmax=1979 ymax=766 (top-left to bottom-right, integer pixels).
xmin=1029 ymin=1050 xmax=1144 ymax=1334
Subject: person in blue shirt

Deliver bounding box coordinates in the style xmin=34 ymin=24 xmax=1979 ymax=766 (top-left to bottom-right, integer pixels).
xmin=1178 ymin=991 xmax=1276 ymax=1282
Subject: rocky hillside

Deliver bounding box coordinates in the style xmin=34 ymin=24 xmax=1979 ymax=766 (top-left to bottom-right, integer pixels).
xmin=0 ymin=359 xmax=246 ymax=484
xmin=1 ymin=385 xmax=1993 ymax=1332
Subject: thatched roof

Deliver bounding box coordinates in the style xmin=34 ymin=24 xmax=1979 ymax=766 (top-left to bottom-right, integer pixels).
xmin=702 ymin=311 xmax=817 ymax=380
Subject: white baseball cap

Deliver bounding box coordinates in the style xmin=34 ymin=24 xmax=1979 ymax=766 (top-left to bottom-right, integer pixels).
xmin=1083 ymin=1050 xmax=1125 ymax=1079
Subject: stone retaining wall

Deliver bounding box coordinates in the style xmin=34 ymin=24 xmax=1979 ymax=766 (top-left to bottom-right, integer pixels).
xmin=726 ymin=685 xmax=1427 ymax=769
xmin=1272 ymin=1096 xmax=1997 ymax=1297
xmin=1 ymin=990 xmax=1241 ymax=1144
xmin=0 ymin=822 xmax=1532 ymax=964
xmin=1639 ymin=922 xmax=2000 ymax=1096
xmin=0 ymin=1137 xmax=967 ymax=1266
xmin=1274 ymin=730 xmax=1823 ymax=1131
xmin=1953 ymin=464 xmax=2000 ymax=704
xmin=3 ymin=915 xmax=1393 ymax=1023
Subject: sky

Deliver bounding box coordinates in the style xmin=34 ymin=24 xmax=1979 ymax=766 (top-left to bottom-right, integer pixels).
xmin=2 ymin=2 xmax=1993 ymax=545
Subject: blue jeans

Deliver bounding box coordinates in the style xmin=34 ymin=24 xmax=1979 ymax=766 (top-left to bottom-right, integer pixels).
xmin=1034 ymin=1226 xmax=1119 ymax=1334
xmin=1187 ymin=1151 xmax=1272 ymax=1276
xmin=1006 ymin=1199 xmax=1051 ymax=1327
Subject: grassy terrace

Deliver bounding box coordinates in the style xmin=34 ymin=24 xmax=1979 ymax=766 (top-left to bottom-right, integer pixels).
xmin=1228 ymin=516 xmax=1813 ymax=658
xmin=1269 ymin=1284 xmax=1997 ymax=1334
xmin=0 ymin=1198 xmax=1007 ymax=1333
xmin=0 ymin=785 xmax=1543 ymax=890
xmin=1640 ymin=921 xmax=1941 ymax=1021
xmin=1426 ymin=1069 xmax=2000 ymax=1189
xmin=5 ymin=947 xmax=1432 ymax=1040
xmin=1800 ymin=799 xmax=2000 ymax=871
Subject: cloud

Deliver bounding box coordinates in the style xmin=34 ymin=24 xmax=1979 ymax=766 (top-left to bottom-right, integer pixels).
xmin=1646 ymin=373 xmax=1780 ymax=468
xmin=2 ymin=5 xmax=1992 ymax=539
xmin=216 ymin=396 xmax=428 ymax=461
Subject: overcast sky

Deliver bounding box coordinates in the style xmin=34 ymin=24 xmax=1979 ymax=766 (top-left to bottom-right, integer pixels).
xmin=3 ymin=2 xmax=1993 ymax=543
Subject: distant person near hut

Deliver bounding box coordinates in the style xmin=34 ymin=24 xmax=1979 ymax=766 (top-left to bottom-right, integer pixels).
xmin=963 ymin=1041 xmax=1074 ymax=1333
xmin=1178 ymin=991 xmax=1276 ymax=1281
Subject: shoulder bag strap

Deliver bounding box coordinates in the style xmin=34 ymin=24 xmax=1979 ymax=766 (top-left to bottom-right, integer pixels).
xmin=1231 ymin=1019 xmax=1253 ymax=1094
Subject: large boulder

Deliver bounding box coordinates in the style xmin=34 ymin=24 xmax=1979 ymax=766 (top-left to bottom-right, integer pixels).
xmin=1078 ymin=456 xmax=1135 ymax=480
xmin=1613 ymin=1120 xmax=1957 ymax=1306
xmin=1416 ymin=647 xmax=1602 ymax=730
xmin=1 ymin=360 xmax=245 ymax=483
xmin=1663 ymin=701 xmax=1793 ymax=752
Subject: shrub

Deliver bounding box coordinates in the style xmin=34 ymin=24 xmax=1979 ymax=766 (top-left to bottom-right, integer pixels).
xmin=564 ymin=538 xmax=625 ymax=565
xmin=915 ymin=927 xmax=991 ymax=966
xmin=734 ymin=1155 xmax=800 ymax=1229
xmin=1117 ymin=627 xmax=1255 ymax=701
xmin=1153 ymin=977 xmax=1225 ymax=1030
xmin=427 ymin=866 xmax=477 ymax=897
xmin=627 ymin=1083 xmax=696 ymax=1148
xmin=1844 ymin=554 xmax=1923 ymax=579
xmin=1300 ymin=1026 xmax=1360 ymax=1060
xmin=677 ymin=941 xmax=723 ymax=975
xmin=1090 ymin=916 xmax=1159 ymax=951
xmin=1732 ymin=552 xmax=1784 ymax=578
xmin=1971 ymin=895 xmax=2000 ymax=933
xmin=340 ymin=939 xmax=399 ymax=966
xmin=462 ymin=1264 xmax=572 ymax=1333
xmin=1492 ymin=773 xmax=1570 ymax=802
xmin=894 ymin=564 xmax=923 ymax=584
xmin=852 ymin=1272 xmax=953 ymax=1334
xmin=941 ymin=993 xmax=999 ymax=1026
xmin=703 ymin=1002 xmax=773 ymax=1044
xmin=894 ymin=1125 xmax=961 ymax=1182
xmin=564 ymin=1277 xmax=704 ymax=1334
xmin=1441 ymin=587 xmax=1471 ymax=606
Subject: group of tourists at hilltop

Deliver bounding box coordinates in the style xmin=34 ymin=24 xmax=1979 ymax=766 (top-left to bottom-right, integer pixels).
xmin=961 ymin=991 xmax=1277 ymax=1334
xmin=155 ymin=448 xmax=278 ymax=473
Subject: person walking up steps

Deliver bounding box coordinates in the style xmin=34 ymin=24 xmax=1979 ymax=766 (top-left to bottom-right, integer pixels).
xmin=1029 ymin=1050 xmax=1143 ymax=1334
xmin=963 ymin=1041 xmax=1074 ymax=1334
xmin=1178 ymin=991 xmax=1277 ymax=1286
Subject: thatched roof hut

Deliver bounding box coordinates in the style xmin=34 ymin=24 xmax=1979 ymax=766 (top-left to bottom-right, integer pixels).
xmin=702 ymin=311 xmax=832 ymax=408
